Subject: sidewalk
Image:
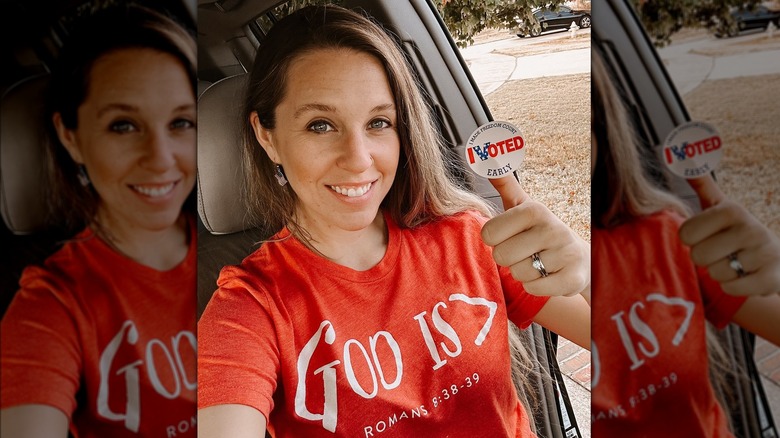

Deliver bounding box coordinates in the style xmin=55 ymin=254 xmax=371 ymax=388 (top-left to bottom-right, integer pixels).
xmin=460 ymin=29 xmax=591 ymax=96
xmin=755 ymin=337 xmax=780 ymax=421
xmin=557 ymin=338 xmax=591 ymax=436
xmin=657 ymin=30 xmax=780 ymax=95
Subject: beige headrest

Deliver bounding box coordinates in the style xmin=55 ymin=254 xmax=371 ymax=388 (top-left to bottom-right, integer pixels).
xmin=196 ymin=74 xmax=251 ymax=235
xmin=0 ymin=75 xmax=50 ymax=235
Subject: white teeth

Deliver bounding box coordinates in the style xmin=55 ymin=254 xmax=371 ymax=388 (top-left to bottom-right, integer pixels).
xmin=329 ymin=182 xmax=372 ymax=198
xmin=132 ymin=183 xmax=175 ymax=197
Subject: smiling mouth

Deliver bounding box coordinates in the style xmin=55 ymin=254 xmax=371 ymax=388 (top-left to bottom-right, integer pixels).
xmin=130 ymin=182 xmax=177 ymax=198
xmin=329 ymin=182 xmax=373 ymax=198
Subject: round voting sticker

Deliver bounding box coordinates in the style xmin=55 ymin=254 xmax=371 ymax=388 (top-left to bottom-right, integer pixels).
xmin=662 ymin=121 xmax=723 ymax=180
xmin=464 ymin=121 xmax=526 ymax=179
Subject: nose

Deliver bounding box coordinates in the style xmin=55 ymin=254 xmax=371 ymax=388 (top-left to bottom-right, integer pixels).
xmin=139 ymin=129 xmax=176 ymax=172
xmin=336 ymin=129 xmax=373 ymax=173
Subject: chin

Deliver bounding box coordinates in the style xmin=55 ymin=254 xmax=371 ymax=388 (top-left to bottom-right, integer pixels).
xmin=335 ymin=209 xmax=382 ymax=232
xmin=137 ymin=209 xmax=185 ymax=232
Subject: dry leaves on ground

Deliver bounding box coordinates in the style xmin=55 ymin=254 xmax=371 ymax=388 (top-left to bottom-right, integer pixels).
xmin=683 ymin=74 xmax=780 ymax=235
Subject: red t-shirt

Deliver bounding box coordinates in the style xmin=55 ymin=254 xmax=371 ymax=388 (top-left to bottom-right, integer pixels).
xmin=592 ymin=210 xmax=747 ymax=437
xmin=1 ymin=221 xmax=197 ymax=437
xmin=198 ymin=211 xmax=550 ymax=437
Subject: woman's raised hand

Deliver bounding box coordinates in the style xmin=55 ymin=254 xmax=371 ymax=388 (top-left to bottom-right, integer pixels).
xmin=481 ymin=175 xmax=590 ymax=297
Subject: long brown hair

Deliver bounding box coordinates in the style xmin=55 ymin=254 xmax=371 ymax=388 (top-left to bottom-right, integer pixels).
xmin=591 ymin=48 xmax=689 ymax=228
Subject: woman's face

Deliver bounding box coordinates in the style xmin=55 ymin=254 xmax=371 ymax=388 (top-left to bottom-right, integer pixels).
xmin=55 ymin=48 xmax=196 ymax=235
xmin=252 ymin=48 xmax=400 ymax=235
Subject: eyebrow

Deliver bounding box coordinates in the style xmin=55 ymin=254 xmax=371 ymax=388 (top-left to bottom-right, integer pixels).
xmin=97 ymin=103 xmax=196 ymax=118
xmin=293 ymin=102 xmax=395 ymax=119
xmin=97 ymin=103 xmax=138 ymax=118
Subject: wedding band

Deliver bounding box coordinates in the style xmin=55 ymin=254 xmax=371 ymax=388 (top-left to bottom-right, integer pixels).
xmin=531 ymin=252 xmax=549 ymax=278
xmin=727 ymin=252 xmax=746 ymax=278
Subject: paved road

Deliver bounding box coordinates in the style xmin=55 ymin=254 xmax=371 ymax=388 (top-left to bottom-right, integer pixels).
xmin=657 ymin=30 xmax=780 ymax=95
xmin=459 ymin=29 xmax=591 ymax=96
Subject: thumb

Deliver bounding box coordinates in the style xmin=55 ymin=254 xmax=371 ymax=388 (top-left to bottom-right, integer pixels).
xmin=688 ymin=174 xmax=726 ymax=210
xmin=490 ymin=174 xmax=530 ymax=211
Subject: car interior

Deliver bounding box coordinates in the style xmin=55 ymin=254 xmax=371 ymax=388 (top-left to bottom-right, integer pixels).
xmin=594 ymin=1 xmax=778 ymax=436
xmin=196 ymin=0 xmax=583 ymax=436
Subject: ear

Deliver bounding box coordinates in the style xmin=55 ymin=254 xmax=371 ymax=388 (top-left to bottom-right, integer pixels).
xmin=250 ymin=111 xmax=280 ymax=164
xmin=52 ymin=112 xmax=84 ymax=163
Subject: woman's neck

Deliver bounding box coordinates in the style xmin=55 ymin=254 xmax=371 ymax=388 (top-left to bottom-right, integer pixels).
xmin=93 ymin=212 xmax=190 ymax=271
xmin=296 ymin=211 xmax=388 ymax=271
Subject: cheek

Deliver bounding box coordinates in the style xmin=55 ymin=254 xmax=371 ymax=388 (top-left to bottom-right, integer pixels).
xmin=385 ymin=139 xmax=401 ymax=175
xmin=83 ymin=150 xmax=129 ymax=183
xmin=178 ymin=140 xmax=197 ymax=175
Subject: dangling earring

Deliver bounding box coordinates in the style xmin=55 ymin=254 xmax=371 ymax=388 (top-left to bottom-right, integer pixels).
xmin=77 ymin=164 xmax=91 ymax=186
xmin=274 ymin=164 xmax=288 ymax=186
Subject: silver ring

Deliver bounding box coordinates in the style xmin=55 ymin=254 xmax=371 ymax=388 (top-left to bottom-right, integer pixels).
xmin=727 ymin=252 xmax=746 ymax=278
xmin=531 ymin=252 xmax=549 ymax=278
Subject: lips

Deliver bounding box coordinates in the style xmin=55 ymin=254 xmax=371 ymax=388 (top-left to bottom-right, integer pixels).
xmin=329 ymin=182 xmax=373 ymax=198
xmin=130 ymin=181 xmax=177 ymax=198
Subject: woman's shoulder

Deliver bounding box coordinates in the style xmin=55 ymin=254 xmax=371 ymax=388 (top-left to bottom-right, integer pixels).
xmin=215 ymin=229 xmax=293 ymax=288
xmin=18 ymin=228 xmax=94 ymax=288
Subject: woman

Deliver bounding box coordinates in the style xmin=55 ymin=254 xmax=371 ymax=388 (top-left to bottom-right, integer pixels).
xmin=0 ymin=4 xmax=197 ymax=437
xmin=591 ymin=47 xmax=780 ymax=436
xmin=198 ymin=5 xmax=590 ymax=437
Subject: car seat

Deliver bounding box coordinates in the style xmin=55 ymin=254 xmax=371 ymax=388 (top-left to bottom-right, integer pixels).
xmin=1 ymin=74 xmax=50 ymax=235
xmin=0 ymin=74 xmax=72 ymax=316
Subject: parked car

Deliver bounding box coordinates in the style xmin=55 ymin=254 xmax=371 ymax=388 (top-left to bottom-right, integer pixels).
xmin=516 ymin=5 xmax=592 ymax=38
xmin=716 ymin=5 xmax=780 ymax=37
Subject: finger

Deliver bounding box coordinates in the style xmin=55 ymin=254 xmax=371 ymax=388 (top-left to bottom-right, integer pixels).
xmin=707 ymin=251 xmax=756 ymax=283
xmin=717 ymin=267 xmax=780 ymax=296
xmin=520 ymin=263 xmax=590 ymax=298
xmin=707 ymin=242 xmax=779 ymax=285
xmin=679 ymin=200 xmax=741 ymax=247
xmin=481 ymin=200 xmax=548 ymax=247
xmin=688 ymin=224 xmax=761 ymax=267
xmin=490 ymin=219 xmax=567 ymax=267
xmin=489 ymin=174 xmax=530 ymax=211
xmin=504 ymin=248 xmax=565 ymax=283
xmin=687 ymin=174 xmax=726 ymax=210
